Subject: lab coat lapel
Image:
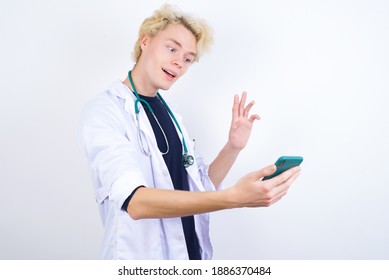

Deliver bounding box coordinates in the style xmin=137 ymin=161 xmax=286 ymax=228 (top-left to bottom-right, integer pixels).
xmin=119 ymin=84 xmax=174 ymax=190
xmin=109 ymin=79 xmax=156 ymax=142
xmin=124 ymin=94 xmax=156 ymax=141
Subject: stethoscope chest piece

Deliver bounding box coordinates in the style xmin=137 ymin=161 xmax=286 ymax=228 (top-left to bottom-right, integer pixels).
xmin=182 ymin=153 xmax=194 ymax=168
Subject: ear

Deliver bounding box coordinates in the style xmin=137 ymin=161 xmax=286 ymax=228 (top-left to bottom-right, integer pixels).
xmin=140 ymin=34 xmax=149 ymax=51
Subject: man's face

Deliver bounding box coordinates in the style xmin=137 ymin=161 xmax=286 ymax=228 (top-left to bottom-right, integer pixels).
xmin=139 ymin=23 xmax=197 ymax=91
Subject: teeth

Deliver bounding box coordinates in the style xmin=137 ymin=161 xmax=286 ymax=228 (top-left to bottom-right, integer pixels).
xmin=163 ymin=68 xmax=176 ymax=77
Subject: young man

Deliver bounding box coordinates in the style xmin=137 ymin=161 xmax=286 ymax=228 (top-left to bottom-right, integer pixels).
xmin=80 ymin=4 xmax=301 ymax=260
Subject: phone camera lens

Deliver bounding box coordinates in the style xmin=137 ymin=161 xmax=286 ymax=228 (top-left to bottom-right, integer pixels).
xmin=279 ymin=160 xmax=286 ymax=166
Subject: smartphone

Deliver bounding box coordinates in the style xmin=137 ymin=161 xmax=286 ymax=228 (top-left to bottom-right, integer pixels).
xmin=262 ymin=156 xmax=303 ymax=180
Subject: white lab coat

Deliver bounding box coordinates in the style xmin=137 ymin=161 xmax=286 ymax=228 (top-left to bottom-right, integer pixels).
xmin=80 ymin=80 xmax=216 ymax=259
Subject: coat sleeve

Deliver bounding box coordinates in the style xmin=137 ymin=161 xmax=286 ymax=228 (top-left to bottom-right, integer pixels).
xmin=80 ymin=94 xmax=148 ymax=210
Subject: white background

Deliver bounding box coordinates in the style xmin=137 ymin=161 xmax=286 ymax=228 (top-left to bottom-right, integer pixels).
xmin=0 ymin=0 xmax=388 ymax=259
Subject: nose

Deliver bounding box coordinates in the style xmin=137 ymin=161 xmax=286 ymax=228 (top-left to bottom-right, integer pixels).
xmin=172 ymin=55 xmax=182 ymax=69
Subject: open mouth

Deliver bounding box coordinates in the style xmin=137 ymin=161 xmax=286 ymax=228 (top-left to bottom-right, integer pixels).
xmin=162 ymin=68 xmax=177 ymax=78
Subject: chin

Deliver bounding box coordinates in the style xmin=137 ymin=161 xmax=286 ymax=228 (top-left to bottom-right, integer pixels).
xmin=159 ymin=81 xmax=176 ymax=91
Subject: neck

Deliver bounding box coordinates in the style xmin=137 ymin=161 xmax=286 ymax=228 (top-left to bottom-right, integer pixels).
xmin=124 ymin=67 xmax=158 ymax=97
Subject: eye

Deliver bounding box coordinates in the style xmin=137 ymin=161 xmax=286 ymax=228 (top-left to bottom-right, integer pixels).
xmin=168 ymin=46 xmax=176 ymax=53
xmin=184 ymin=57 xmax=192 ymax=64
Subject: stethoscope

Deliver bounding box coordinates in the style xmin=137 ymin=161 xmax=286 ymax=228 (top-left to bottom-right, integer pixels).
xmin=128 ymin=71 xmax=194 ymax=168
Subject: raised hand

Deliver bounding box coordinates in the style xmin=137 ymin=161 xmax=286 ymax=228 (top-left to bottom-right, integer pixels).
xmin=228 ymin=91 xmax=261 ymax=151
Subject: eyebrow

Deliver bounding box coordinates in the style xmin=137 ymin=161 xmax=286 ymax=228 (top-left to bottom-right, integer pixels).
xmin=167 ymin=38 xmax=197 ymax=57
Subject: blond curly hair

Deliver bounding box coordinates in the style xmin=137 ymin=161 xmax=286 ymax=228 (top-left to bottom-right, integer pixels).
xmin=132 ymin=3 xmax=213 ymax=63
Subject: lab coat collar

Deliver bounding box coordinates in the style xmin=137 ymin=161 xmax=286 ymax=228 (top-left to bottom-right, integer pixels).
xmin=108 ymin=80 xmax=147 ymax=122
xmin=107 ymin=79 xmax=134 ymax=99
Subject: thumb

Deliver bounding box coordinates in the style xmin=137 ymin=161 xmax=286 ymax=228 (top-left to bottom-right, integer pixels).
xmin=247 ymin=164 xmax=277 ymax=181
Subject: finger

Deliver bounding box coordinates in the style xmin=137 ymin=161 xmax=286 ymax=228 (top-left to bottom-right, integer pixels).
xmin=269 ymin=171 xmax=300 ymax=202
xmin=232 ymin=94 xmax=239 ymax=120
xmin=249 ymin=114 xmax=261 ymax=123
xmin=272 ymin=166 xmax=301 ymax=187
xmin=243 ymin=100 xmax=255 ymax=117
xmin=249 ymin=164 xmax=277 ymax=181
xmin=239 ymin=91 xmax=247 ymax=116
xmin=268 ymin=172 xmax=298 ymax=195
xmin=267 ymin=191 xmax=287 ymax=206
xmin=283 ymin=169 xmax=301 ymax=187
xmin=266 ymin=170 xmax=300 ymax=205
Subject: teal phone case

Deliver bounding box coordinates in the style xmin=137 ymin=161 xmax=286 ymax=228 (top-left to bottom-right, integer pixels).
xmin=262 ymin=156 xmax=303 ymax=180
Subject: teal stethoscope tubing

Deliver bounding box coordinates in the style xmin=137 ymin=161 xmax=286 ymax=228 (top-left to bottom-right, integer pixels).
xmin=128 ymin=71 xmax=194 ymax=167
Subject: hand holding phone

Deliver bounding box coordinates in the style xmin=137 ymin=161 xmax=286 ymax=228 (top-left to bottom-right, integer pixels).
xmin=262 ymin=156 xmax=303 ymax=180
